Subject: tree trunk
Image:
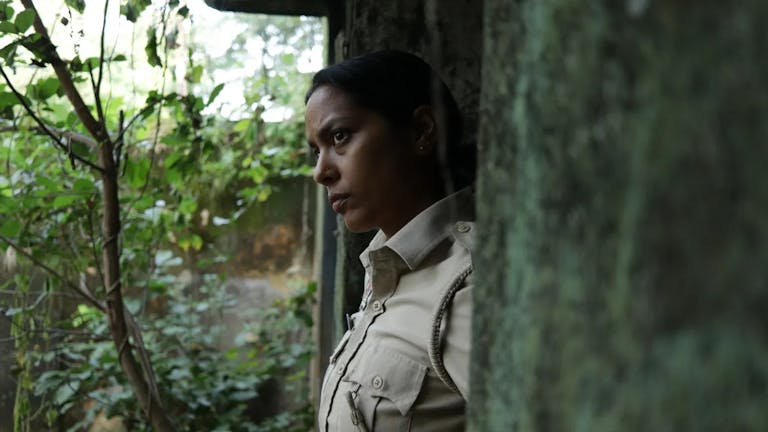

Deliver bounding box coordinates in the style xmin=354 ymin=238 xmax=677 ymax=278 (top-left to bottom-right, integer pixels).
xmin=98 ymin=143 xmax=176 ymax=432
xmin=471 ymin=1 xmax=768 ymax=431
xmin=19 ymin=1 xmax=177 ymax=430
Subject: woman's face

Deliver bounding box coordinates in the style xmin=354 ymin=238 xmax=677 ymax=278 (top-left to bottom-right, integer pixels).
xmin=305 ymin=85 xmax=427 ymax=237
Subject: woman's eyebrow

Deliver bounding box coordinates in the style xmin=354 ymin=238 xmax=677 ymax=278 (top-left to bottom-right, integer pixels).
xmin=317 ymin=115 xmax=354 ymax=134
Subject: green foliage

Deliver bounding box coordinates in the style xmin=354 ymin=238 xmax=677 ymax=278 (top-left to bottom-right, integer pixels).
xmin=120 ymin=0 xmax=151 ymax=23
xmin=30 ymin=278 xmax=315 ymax=432
xmin=0 ymin=0 xmax=322 ymax=430
xmin=64 ymin=0 xmax=85 ymax=14
xmin=14 ymin=9 xmax=35 ymax=33
xmin=145 ymin=27 xmax=162 ymax=67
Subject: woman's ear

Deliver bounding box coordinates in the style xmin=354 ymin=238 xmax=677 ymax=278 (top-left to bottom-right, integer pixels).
xmin=411 ymin=105 xmax=437 ymax=155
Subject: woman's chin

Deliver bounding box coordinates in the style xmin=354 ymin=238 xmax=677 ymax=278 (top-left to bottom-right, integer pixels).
xmin=342 ymin=213 xmax=376 ymax=233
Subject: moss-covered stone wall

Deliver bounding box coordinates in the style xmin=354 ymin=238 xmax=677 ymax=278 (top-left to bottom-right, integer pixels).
xmin=471 ymin=1 xmax=768 ymax=430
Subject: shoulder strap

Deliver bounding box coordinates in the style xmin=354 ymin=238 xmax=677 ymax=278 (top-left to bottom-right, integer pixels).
xmin=428 ymin=264 xmax=472 ymax=397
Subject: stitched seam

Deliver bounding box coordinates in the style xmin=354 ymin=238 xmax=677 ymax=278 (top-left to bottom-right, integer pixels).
xmin=428 ymin=264 xmax=472 ymax=396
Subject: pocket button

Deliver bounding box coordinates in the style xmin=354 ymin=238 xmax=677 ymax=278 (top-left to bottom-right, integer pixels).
xmin=372 ymin=375 xmax=384 ymax=390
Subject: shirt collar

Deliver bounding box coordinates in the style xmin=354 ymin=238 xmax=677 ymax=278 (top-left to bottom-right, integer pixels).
xmin=360 ymin=187 xmax=475 ymax=271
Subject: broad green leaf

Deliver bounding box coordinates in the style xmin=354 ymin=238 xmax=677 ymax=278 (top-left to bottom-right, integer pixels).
xmin=120 ymin=3 xmax=138 ymax=22
xmin=85 ymin=57 xmax=100 ymax=70
xmin=14 ymin=9 xmax=35 ymax=33
xmin=36 ymin=77 xmax=59 ymax=100
xmin=280 ymin=53 xmax=295 ymax=66
xmin=69 ymin=55 xmax=82 ymax=71
xmin=162 ymin=151 xmax=182 ymax=169
xmin=120 ymin=0 xmax=151 ymax=22
xmin=0 ymin=218 xmax=20 ymax=237
xmin=26 ymin=83 xmax=40 ymax=100
xmin=160 ymin=133 xmax=186 ymax=146
xmin=165 ymin=166 xmax=182 ymax=184
xmin=1 ymin=5 xmax=14 ymax=21
xmin=53 ymin=379 xmax=79 ymax=405
xmin=145 ymin=29 xmax=161 ymax=67
xmin=64 ymin=0 xmax=85 ymax=14
xmin=190 ymin=94 xmax=204 ymax=111
xmin=248 ymin=164 xmax=268 ymax=184
xmin=0 ymin=195 xmax=19 ymax=213
xmin=186 ymin=64 xmax=202 ymax=83
xmin=178 ymin=197 xmax=197 ymax=215
xmin=37 ymin=176 xmax=58 ymax=192
xmin=52 ymin=194 xmax=78 ymax=208
xmin=257 ymin=185 xmax=272 ymax=202
xmin=125 ymin=158 xmax=150 ymax=188
xmin=112 ymin=54 xmax=127 ymax=61
xmin=72 ymin=178 xmax=95 ymax=194
xmin=0 ymin=40 xmax=17 ymax=65
xmin=132 ymin=195 xmax=154 ymax=211
xmin=0 ymin=21 xmax=17 ymax=34
xmin=71 ymin=56 xmax=100 ymax=72
xmin=70 ymin=141 xmax=90 ymax=158
xmin=0 ymin=91 xmax=20 ymax=108
xmin=233 ymin=119 xmax=250 ymax=133
xmin=207 ymin=83 xmax=225 ymax=106
xmin=33 ymin=370 xmax=65 ymax=396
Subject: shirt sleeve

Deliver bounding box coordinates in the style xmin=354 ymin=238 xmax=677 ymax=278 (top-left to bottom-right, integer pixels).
xmin=442 ymin=273 xmax=473 ymax=400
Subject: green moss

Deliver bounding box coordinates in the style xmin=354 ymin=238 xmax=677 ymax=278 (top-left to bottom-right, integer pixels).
xmin=472 ymin=1 xmax=768 ymax=431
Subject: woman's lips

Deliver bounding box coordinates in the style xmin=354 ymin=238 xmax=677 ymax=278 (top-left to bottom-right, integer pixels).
xmin=332 ymin=198 xmax=347 ymax=213
xmin=329 ymin=194 xmax=350 ymax=213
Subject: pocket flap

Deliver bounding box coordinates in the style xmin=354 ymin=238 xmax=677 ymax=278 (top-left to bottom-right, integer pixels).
xmin=345 ymin=345 xmax=427 ymax=416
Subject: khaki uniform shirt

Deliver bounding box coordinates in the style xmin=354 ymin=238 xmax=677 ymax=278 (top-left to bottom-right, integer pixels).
xmin=318 ymin=188 xmax=475 ymax=432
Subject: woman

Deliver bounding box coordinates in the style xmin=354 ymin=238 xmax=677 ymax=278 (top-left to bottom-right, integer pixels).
xmin=305 ymin=50 xmax=476 ymax=431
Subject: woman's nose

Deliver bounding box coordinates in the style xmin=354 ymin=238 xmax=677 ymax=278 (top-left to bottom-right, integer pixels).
xmin=312 ymin=151 xmax=339 ymax=186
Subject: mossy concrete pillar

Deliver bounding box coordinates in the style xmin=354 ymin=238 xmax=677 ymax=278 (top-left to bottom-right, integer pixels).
xmin=471 ymin=1 xmax=768 ymax=430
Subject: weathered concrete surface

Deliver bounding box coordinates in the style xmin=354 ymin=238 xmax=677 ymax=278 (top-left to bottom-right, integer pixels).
xmin=471 ymin=1 xmax=768 ymax=431
xmin=345 ymin=0 xmax=482 ymax=151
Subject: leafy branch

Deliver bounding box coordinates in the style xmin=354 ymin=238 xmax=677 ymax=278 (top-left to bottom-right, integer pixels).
xmin=0 ymin=233 xmax=104 ymax=312
xmin=0 ymin=3 xmax=322 ymax=430
xmin=2 ymin=1 xmax=177 ymax=430
xmin=0 ymin=64 xmax=104 ymax=171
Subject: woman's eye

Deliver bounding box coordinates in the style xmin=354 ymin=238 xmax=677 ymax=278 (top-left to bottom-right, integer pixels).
xmin=332 ymin=130 xmax=348 ymax=144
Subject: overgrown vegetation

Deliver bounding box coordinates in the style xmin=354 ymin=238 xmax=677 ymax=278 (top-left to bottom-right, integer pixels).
xmin=0 ymin=0 xmax=321 ymax=430
xmin=31 ymin=279 xmax=316 ymax=431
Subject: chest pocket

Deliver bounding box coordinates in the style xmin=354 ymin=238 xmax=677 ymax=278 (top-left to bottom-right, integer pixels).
xmin=343 ymin=344 xmax=427 ymax=431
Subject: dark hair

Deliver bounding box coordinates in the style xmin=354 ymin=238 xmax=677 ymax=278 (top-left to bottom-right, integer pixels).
xmin=306 ymin=50 xmax=475 ymax=191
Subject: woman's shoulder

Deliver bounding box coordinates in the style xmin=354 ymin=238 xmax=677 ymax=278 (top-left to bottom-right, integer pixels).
xmin=448 ymin=220 xmax=476 ymax=256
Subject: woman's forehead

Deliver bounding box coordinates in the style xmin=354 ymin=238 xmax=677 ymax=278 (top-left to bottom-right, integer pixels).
xmin=306 ymin=87 xmax=365 ymax=123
